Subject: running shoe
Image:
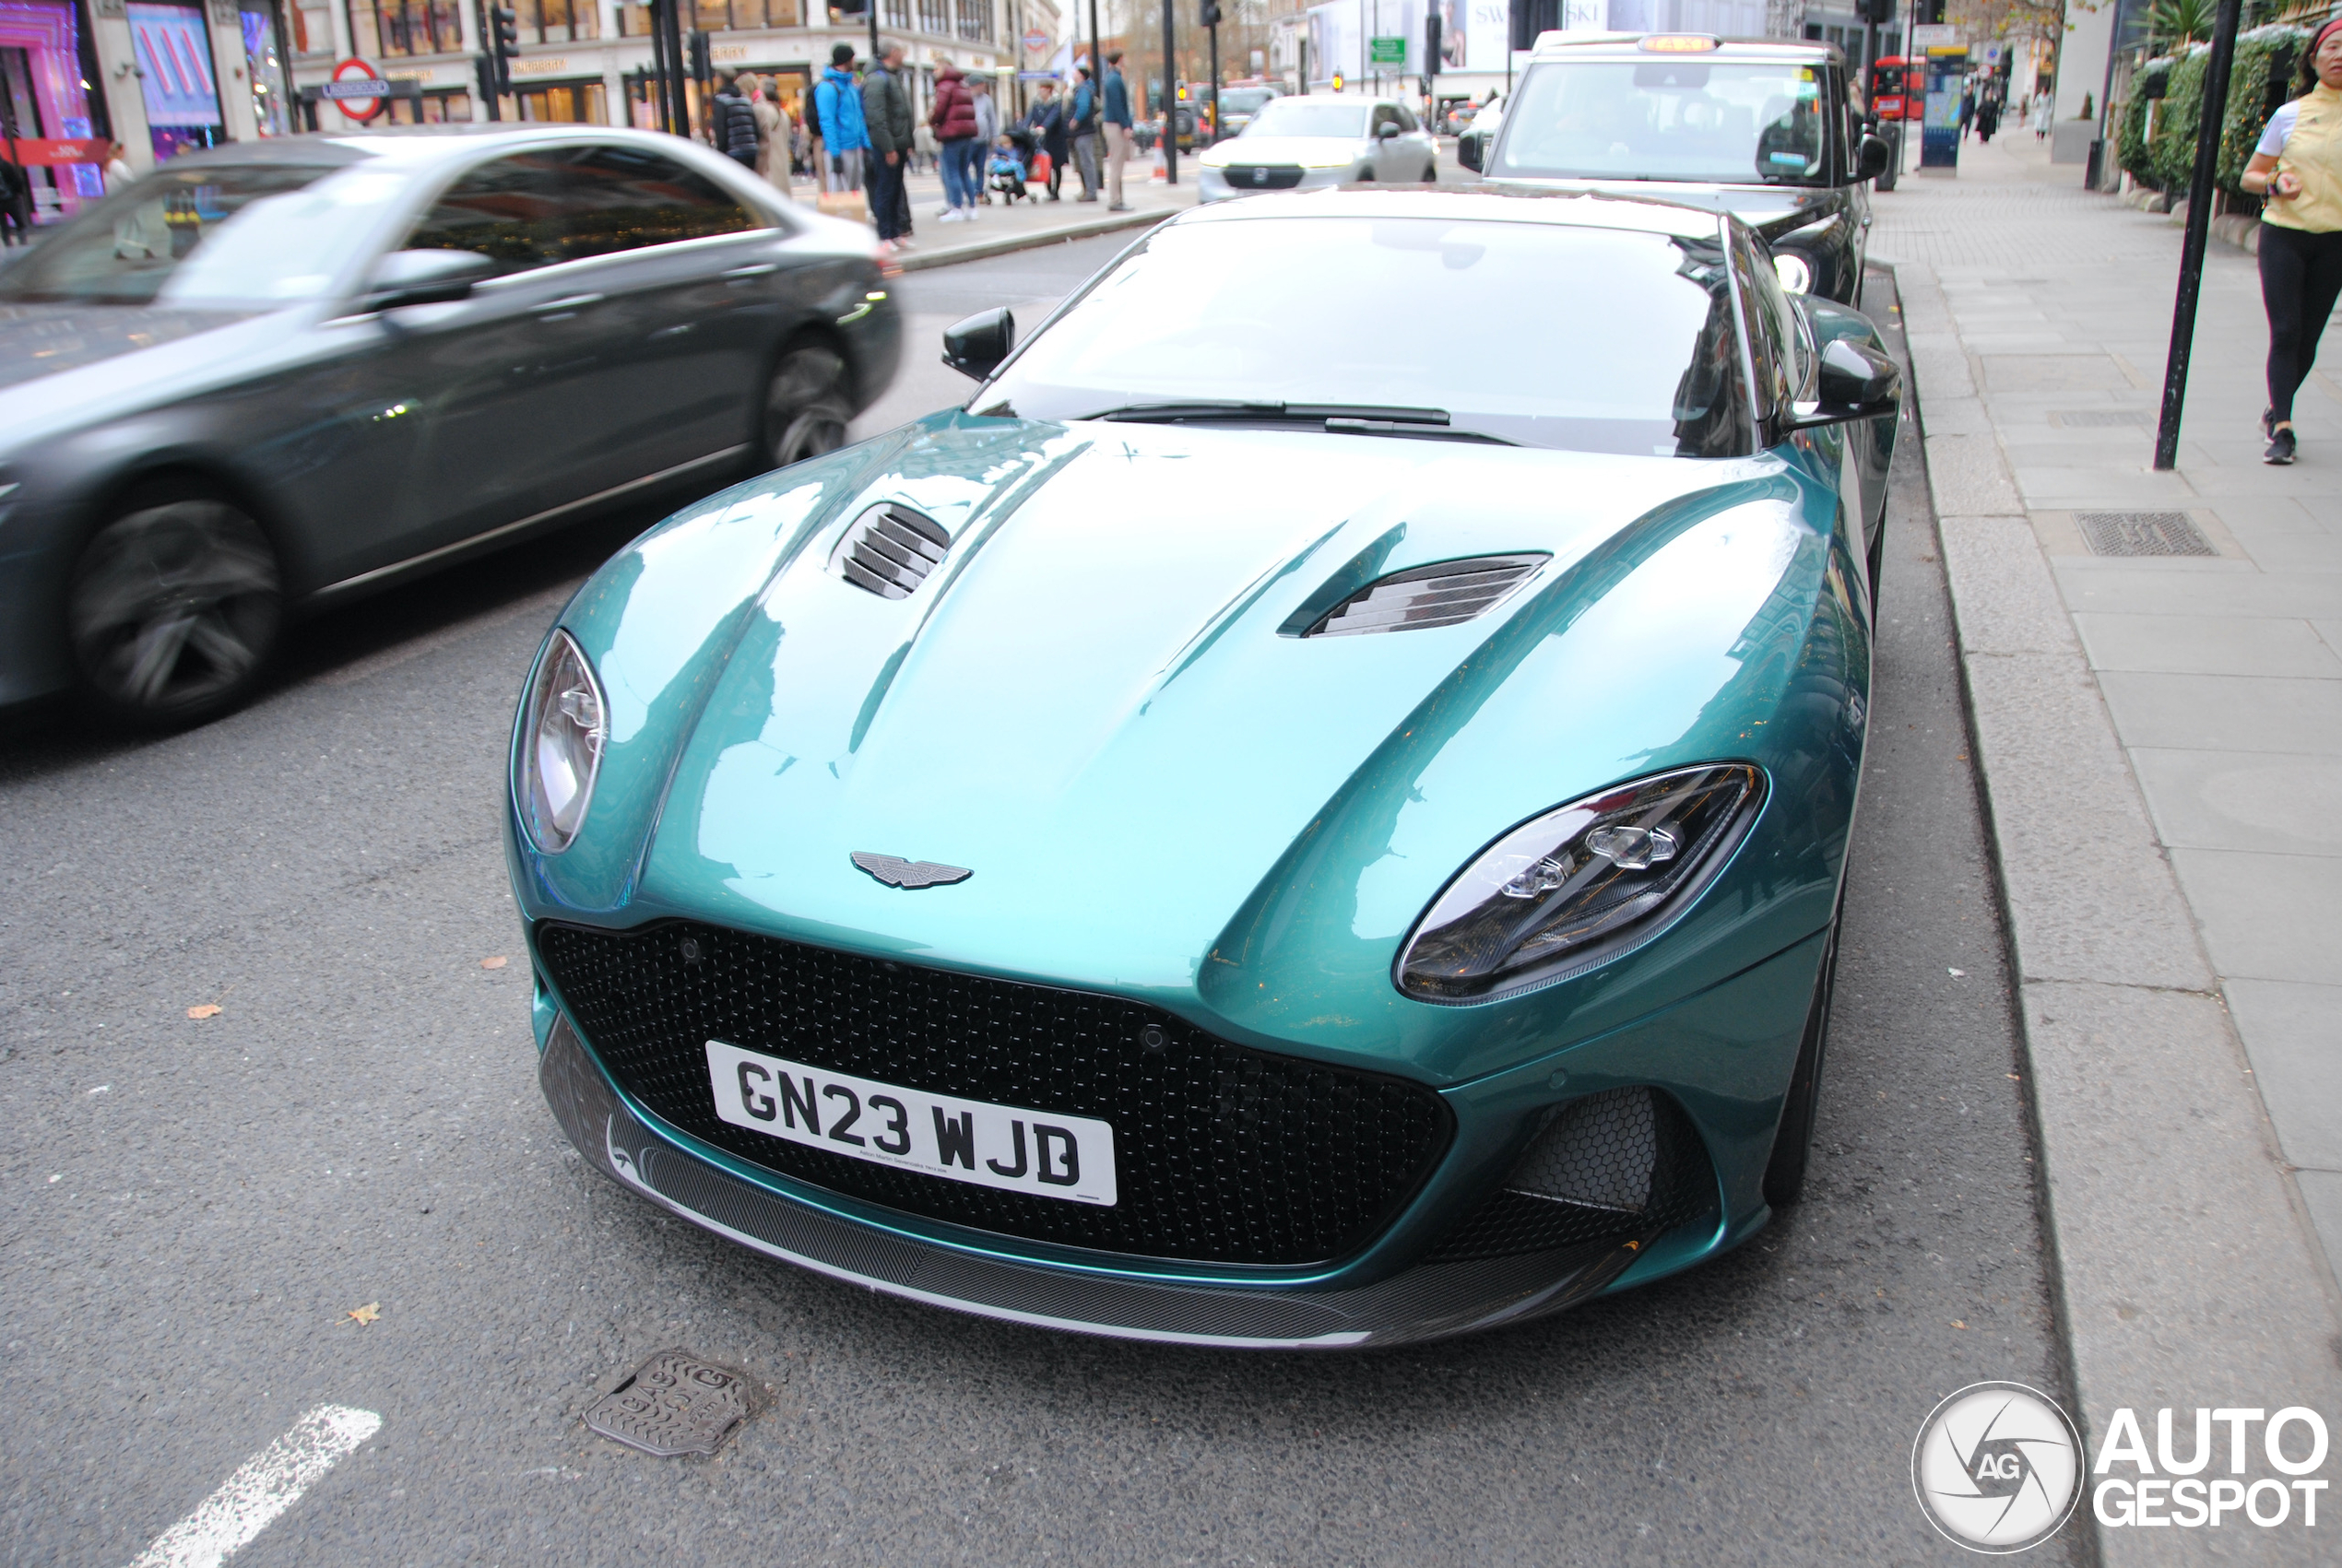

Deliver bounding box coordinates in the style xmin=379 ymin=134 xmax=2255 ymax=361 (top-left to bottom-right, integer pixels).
xmin=2265 ymin=427 xmax=2298 ymax=465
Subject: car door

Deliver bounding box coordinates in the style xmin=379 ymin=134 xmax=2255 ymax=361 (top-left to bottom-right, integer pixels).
xmin=544 ymin=143 xmax=784 ymax=486
xmin=1369 ymin=103 xmax=1407 ymax=180
xmin=1393 ymin=102 xmax=1436 ymax=179
xmin=394 ymin=147 xmax=644 ymax=552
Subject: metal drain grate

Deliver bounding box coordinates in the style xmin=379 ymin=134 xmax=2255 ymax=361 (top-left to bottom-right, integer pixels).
xmin=2050 ymin=410 xmax=2148 ymax=428
xmin=2077 ymin=511 xmax=2215 ymax=557
xmin=584 ymin=1349 xmax=756 ymax=1456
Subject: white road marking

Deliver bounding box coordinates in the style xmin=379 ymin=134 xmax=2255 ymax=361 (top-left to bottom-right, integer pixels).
xmin=127 ymin=1405 xmax=382 ymax=1568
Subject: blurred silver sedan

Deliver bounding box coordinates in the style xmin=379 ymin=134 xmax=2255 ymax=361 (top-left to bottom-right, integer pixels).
xmin=1196 ymin=97 xmax=1439 ymax=201
xmin=0 ymin=126 xmax=901 ymax=729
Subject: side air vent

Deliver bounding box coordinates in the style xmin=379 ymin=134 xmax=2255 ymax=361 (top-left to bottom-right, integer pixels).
xmin=832 ymin=503 xmax=951 ymax=599
xmin=1303 ymin=554 xmax=1546 ymax=638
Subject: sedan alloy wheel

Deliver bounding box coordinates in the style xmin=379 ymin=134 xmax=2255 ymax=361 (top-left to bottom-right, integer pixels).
xmin=764 ymin=345 xmax=853 ymax=470
xmin=65 ymin=492 xmax=282 ymax=729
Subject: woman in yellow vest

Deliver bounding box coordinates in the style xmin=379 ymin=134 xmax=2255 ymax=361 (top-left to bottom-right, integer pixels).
xmin=2243 ymin=18 xmax=2342 ymax=465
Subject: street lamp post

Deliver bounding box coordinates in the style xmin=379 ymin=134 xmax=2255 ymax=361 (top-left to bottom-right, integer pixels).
xmin=2153 ymin=0 xmax=2243 ymax=470
xmin=1162 ymin=0 xmax=1177 ymax=181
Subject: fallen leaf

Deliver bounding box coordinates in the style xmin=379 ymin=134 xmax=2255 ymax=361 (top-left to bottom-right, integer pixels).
xmin=479 ymin=956 xmax=508 ymax=971
xmin=1952 ymin=1320 xmax=1969 ymax=1330
xmin=187 ymin=1004 xmax=222 ymax=1020
xmin=345 ymin=1303 xmax=381 ymax=1326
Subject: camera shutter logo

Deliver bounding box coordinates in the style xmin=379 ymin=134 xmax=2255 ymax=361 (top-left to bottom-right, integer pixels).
xmin=1912 ymin=1382 xmax=2085 ymax=1552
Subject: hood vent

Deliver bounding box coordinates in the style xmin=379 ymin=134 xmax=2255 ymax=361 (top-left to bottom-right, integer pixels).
xmin=1304 ymin=553 xmax=1546 ymax=638
xmin=833 ymin=503 xmax=952 ymax=599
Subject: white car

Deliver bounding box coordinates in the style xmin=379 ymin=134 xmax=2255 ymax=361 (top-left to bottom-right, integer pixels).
xmin=1197 ymin=96 xmax=1439 ymax=201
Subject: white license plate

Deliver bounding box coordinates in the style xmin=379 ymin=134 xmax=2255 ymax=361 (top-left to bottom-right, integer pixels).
xmin=704 ymin=1040 xmax=1118 ymax=1207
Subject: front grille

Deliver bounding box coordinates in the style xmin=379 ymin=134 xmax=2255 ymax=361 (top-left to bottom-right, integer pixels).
xmin=1429 ymin=1087 xmax=1714 ymax=1262
xmin=1222 ymin=164 xmax=1306 ymax=189
xmin=537 ymin=920 xmax=1450 ymax=1267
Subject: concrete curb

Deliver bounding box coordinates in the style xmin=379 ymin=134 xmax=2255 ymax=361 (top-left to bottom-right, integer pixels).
xmin=1895 ymin=260 xmax=2342 ymax=1565
xmin=894 ymin=206 xmax=1171 ymax=272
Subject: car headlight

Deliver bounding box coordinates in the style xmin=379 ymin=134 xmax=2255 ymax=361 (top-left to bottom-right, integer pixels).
xmin=1396 ymin=764 xmax=1766 ymax=1004
xmin=1772 ymin=252 xmax=1814 ymax=294
xmin=518 ymin=628 xmax=607 ymax=854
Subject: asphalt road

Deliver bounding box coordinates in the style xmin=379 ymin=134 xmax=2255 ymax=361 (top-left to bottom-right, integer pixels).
xmin=0 ymin=242 xmax=2082 ymax=1567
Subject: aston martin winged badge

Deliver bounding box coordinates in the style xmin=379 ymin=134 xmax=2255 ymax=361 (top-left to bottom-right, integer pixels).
xmin=850 ymin=852 xmax=973 ymax=890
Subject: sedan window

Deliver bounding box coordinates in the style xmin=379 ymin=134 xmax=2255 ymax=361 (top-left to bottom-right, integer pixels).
xmin=405 ymin=145 xmax=763 ymax=274
xmin=0 ymin=161 xmax=411 ymax=305
xmin=975 ymin=215 xmax=1754 ymax=459
xmin=404 ymin=151 xmax=575 ymax=274
xmin=561 ymin=146 xmax=762 ymax=259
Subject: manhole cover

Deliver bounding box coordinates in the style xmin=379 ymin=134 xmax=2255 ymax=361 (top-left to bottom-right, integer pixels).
xmin=2077 ymin=511 xmax=2215 ymax=558
xmin=583 ymin=1349 xmax=756 ymax=1456
xmin=2050 ymin=410 xmax=2147 ymax=427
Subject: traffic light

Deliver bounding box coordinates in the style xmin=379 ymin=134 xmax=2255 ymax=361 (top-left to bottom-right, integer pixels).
xmin=1425 ymin=14 xmax=1441 ymax=77
xmin=1508 ymin=0 xmax=1558 ymax=53
xmin=687 ymin=29 xmax=712 ymax=82
xmin=491 ymin=4 xmax=518 ymax=63
xmin=1199 ymin=0 xmax=1221 ymax=26
xmin=1855 ymin=0 xmax=1895 ymax=18
xmin=1331 ymin=70 xmax=1343 ymax=91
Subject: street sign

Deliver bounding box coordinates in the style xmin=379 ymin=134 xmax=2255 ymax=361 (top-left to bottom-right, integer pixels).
xmin=1022 ymin=28 xmax=1048 ymax=55
xmin=1369 ymin=35 xmax=1405 ymax=65
xmin=326 ymin=56 xmax=387 ymax=121
xmin=1910 ymin=24 xmax=1959 ymax=51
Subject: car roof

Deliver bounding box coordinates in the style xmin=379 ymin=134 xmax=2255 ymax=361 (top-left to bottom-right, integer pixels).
xmin=1526 ymin=30 xmax=1843 ymax=65
xmin=1173 ymin=186 xmax=1724 ymax=242
xmin=153 ymin=124 xmax=706 ymax=173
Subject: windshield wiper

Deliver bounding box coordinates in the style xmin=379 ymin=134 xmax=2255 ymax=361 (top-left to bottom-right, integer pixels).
xmin=1091 ymin=400 xmax=1453 ymax=426
xmin=1086 ymin=401 xmax=1514 ymax=444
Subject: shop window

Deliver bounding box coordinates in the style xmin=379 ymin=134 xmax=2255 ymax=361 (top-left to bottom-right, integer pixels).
xmin=514 ymin=80 xmax=609 ymax=123
xmin=916 ymin=0 xmax=944 ymax=34
xmin=953 ymin=0 xmax=987 ymax=40
xmin=388 ymin=88 xmax=474 ymax=122
xmin=291 ymin=1 xmax=332 ymax=54
xmin=349 ymin=0 xmax=465 ymax=57
xmin=883 ymin=0 xmax=909 ymax=29
xmin=522 ymin=0 xmax=597 ymax=42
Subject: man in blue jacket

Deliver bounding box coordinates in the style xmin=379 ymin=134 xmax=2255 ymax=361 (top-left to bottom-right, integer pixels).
xmin=1101 ymin=50 xmax=1133 ymax=211
xmin=1068 ymin=65 xmax=1100 ymax=202
xmin=812 ymin=43 xmax=868 ymax=194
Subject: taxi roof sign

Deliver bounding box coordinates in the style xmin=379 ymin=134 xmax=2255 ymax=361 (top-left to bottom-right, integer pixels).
xmin=1639 ymin=34 xmax=1720 ymax=52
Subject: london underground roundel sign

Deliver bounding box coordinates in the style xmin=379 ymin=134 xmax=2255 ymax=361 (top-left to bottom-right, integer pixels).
xmin=327 ymin=56 xmax=389 ymax=122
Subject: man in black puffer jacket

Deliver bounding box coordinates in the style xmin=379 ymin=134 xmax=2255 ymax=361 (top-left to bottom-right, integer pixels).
xmin=710 ymin=73 xmax=759 ymax=169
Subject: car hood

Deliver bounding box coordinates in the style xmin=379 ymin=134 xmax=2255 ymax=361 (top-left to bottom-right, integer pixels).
xmin=0 ymin=301 xmax=296 ymax=448
xmin=533 ymin=413 xmax=1843 ymax=1081
xmin=1207 ymin=135 xmax=1368 ymax=165
xmin=0 ymin=301 xmax=270 ymax=391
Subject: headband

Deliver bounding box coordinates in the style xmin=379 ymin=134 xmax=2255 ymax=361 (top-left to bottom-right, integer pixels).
xmin=2315 ymin=17 xmax=2342 ymax=56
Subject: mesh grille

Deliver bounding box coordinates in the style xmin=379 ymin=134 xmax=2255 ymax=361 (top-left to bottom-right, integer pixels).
xmin=1429 ymin=1087 xmax=1714 ymax=1262
xmin=2077 ymin=511 xmax=2214 ymax=558
xmin=1305 ymin=555 xmax=1547 ymax=638
xmin=832 ymin=503 xmax=951 ymax=598
xmin=536 ymin=920 xmax=1451 ymax=1267
xmin=1221 ymin=164 xmax=1307 ymax=189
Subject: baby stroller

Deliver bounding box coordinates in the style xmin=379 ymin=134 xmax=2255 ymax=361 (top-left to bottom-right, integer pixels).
xmin=988 ymin=127 xmax=1036 ymax=204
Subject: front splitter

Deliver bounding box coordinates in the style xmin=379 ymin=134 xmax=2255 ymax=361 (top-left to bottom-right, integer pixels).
xmin=540 ymin=1017 xmax=1638 ymax=1349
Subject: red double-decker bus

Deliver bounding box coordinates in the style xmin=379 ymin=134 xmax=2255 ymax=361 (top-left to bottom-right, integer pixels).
xmin=1869 ymin=56 xmax=1922 ymax=121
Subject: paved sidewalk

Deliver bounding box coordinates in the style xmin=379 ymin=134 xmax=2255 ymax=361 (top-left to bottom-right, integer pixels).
xmin=1875 ymin=133 xmax=2342 ymax=1561
xmin=811 ymin=160 xmax=1192 ymax=272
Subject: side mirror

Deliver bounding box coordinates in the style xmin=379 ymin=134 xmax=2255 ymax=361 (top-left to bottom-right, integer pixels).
xmin=942 ymin=306 xmax=1014 ymax=381
xmin=363 ymin=248 xmax=496 ymax=312
xmin=1857 ymin=134 xmax=1890 ymax=182
xmin=1793 ymin=337 xmax=1901 ymax=427
xmin=1457 ymin=136 xmax=1483 ymax=172
xmin=1376 ymin=121 xmax=1401 ymax=140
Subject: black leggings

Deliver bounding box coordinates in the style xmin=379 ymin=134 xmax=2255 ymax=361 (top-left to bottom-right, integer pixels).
xmin=2259 ymin=222 xmax=2342 ymax=423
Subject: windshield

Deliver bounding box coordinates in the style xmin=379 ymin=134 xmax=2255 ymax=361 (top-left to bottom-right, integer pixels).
xmin=0 ymin=161 xmax=414 ymax=306
xmin=974 ymin=216 xmax=1752 ymax=458
xmin=1245 ymin=100 xmax=1367 ymax=138
xmin=1222 ymin=88 xmax=1276 ymax=113
xmin=1494 ymin=60 xmax=1837 ymax=186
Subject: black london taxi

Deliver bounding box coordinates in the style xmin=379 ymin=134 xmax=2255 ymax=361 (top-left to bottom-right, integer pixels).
xmin=1461 ymin=31 xmax=1891 ymax=305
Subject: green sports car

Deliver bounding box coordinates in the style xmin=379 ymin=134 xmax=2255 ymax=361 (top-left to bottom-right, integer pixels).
xmin=509 ymin=188 xmax=1900 ymax=1347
